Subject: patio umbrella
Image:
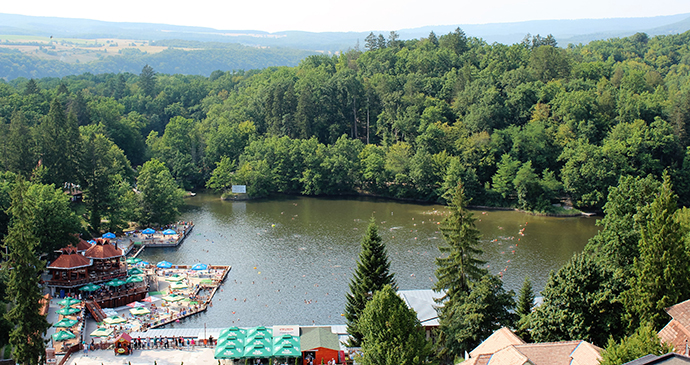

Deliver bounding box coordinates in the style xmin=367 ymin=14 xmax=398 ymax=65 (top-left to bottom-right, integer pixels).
xmin=142 ymin=228 xmax=156 ymax=234
xmin=58 ymin=297 xmax=81 ymax=307
xmin=53 ymin=318 xmax=78 ymax=328
xmin=129 ymin=307 xmax=150 ymax=316
xmin=105 ymin=279 xmax=127 ymax=287
xmin=87 ymin=240 xmax=96 ymax=244
xmin=79 ymin=283 xmax=101 ymax=292
xmin=90 ymin=327 xmax=113 ymax=337
xmin=56 ymin=307 xmax=80 ymax=315
xmin=244 ymin=343 xmax=272 ymax=358
xmin=157 ymin=261 xmax=173 ymax=269
xmin=126 ymin=275 xmax=144 ymax=284
xmin=126 ymin=257 xmax=142 ymax=264
xmin=165 ymin=275 xmax=184 ymax=282
xmin=103 ymin=315 xmax=126 ymax=325
xmin=220 ymin=326 xmax=247 ymax=339
xmin=128 ymin=267 xmax=144 ymax=275
xmin=246 ymin=326 xmax=272 ymax=338
xmin=191 ymin=263 xmax=208 ymax=271
xmin=102 ymin=232 xmax=116 ymax=239
xmin=142 ymin=296 xmax=160 ymax=303
xmin=126 ymin=301 xmax=145 ymax=308
xmin=162 ymin=294 xmax=185 ymax=302
xmin=52 ymin=330 xmax=76 ymax=342
xmin=170 ymin=282 xmax=188 ymax=290
xmin=136 ymin=261 xmax=150 ymax=267
xmin=214 ymin=344 xmax=244 ymax=359
xmin=273 ymin=343 xmax=301 ymax=357
xmin=273 ymin=334 xmax=300 ymax=348
xmin=162 ymin=229 xmax=176 ymax=235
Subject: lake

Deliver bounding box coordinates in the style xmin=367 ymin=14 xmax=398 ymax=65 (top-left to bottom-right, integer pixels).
xmin=138 ymin=194 xmax=600 ymax=327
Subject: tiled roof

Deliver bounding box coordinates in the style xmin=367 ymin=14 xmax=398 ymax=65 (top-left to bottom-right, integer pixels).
xmin=470 ymin=327 xmax=525 ymax=358
xmin=667 ymin=299 xmax=690 ymax=329
xmin=48 ymin=246 xmax=92 ymax=269
xmin=514 ymin=341 xmax=581 ymax=365
xmin=75 ymin=237 xmax=92 ymax=251
xmin=659 ymin=319 xmax=690 ymax=354
xmin=84 ymin=238 xmax=123 ymax=259
xmin=465 ymin=328 xmax=602 ymax=365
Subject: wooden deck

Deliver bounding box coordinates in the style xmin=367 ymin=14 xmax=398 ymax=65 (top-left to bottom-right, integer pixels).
xmin=149 ymin=265 xmax=231 ymax=330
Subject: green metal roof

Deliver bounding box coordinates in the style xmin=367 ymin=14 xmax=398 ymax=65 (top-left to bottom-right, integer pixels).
xmin=299 ymin=327 xmax=340 ymax=351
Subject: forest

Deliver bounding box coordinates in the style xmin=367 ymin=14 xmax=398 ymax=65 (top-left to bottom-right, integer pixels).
xmin=2 ymin=27 xmax=690 ymax=364
xmin=2 ymin=29 xmax=690 ymax=217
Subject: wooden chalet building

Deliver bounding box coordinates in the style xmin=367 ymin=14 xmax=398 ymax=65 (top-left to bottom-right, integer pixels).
xmin=46 ymin=238 xmax=126 ymax=296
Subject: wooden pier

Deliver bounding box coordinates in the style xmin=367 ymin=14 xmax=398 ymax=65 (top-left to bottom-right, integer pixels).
xmin=149 ymin=265 xmax=231 ymax=330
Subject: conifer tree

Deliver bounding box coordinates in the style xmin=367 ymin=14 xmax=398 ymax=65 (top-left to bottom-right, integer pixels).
xmin=433 ymin=183 xmax=486 ymax=304
xmin=625 ymin=173 xmax=690 ymax=330
xmin=515 ymin=276 xmax=535 ymax=341
xmin=358 ymin=285 xmax=430 ymax=365
xmin=3 ymin=176 xmax=50 ymax=365
xmin=344 ymin=217 xmax=396 ymax=347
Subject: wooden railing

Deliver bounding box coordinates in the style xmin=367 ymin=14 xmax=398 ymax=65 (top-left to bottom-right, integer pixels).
xmin=57 ymin=343 xmax=82 ymax=365
xmin=85 ymin=300 xmax=106 ymax=323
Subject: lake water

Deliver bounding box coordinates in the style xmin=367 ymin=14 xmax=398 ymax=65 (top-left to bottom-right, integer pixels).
xmin=138 ymin=194 xmax=600 ymax=328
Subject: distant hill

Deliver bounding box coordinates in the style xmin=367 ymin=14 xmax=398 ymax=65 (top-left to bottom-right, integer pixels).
xmin=2 ymin=12 xmax=690 ymax=51
xmin=1 ymin=12 xmax=690 ymax=80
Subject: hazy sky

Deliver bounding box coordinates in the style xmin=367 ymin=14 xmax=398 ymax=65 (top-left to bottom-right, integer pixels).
xmin=5 ymin=0 xmax=690 ymax=33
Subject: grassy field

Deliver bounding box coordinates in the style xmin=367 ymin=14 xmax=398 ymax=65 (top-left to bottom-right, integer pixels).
xmin=0 ymin=35 xmax=200 ymax=63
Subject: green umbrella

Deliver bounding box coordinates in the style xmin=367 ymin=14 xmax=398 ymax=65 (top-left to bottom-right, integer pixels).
xmin=273 ymin=343 xmax=301 ymax=357
xmin=126 ymin=275 xmax=144 ymax=283
xmin=105 ymin=279 xmax=127 ymax=287
xmin=246 ymin=326 xmax=272 ymax=338
xmin=129 ymin=307 xmax=150 ymax=316
xmin=126 ymin=257 xmax=142 ymax=264
xmin=128 ymin=267 xmax=144 ymax=275
xmin=214 ymin=344 xmax=244 ymax=359
xmin=90 ymin=327 xmax=113 ymax=337
xmin=273 ymin=334 xmax=300 ymax=348
xmin=170 ymin=282 xmax=188 ymax=290
xmin=219 ymin=326 xmax=247 ymax=339
xmin=217 ymin=336 xmax=244 ymax=348
xmin=162 ymin=294 xmax=184 ymax=302
xmin=79 ymin=283 xmax=101 ymax=292
xmin=52 ymin=330 xmax=76 ymax=342
xmin=244 ymin=343 xmax=272 ymax=358
xmin=103 ymin=315 xmax=126 ymax=324
xmin=58 ymin=297 xmax=81 ymax=307
xmin=53 ymin=318 xmax=78 ymax=328
xmin=56 ymin=307 xmax=80 ymax=315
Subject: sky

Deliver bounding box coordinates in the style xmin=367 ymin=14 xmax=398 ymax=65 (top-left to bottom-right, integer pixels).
xmin=4 ymin=0 xmax=690 ymax=33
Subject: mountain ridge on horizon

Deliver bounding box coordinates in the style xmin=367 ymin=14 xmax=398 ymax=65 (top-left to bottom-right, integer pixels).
xmin=1 ymin=12 xmax=690 ymax=52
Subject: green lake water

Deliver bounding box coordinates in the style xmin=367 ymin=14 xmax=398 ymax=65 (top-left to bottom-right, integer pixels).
xmin=138 ymin=194 xmax=600 ymax=327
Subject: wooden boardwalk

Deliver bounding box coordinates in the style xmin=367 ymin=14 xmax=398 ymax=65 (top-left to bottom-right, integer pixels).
xmin=149 ymin=265 xmax=231 ymax=330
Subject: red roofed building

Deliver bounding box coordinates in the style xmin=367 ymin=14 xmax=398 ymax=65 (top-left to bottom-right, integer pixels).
xmin=464 ymin=327 xmax=602 ymax=365
xmin=659 ymin=299 xmax=690 ymax=355
xmin=47 ymin=239 xmax=126 ymax=295
xmin=46 ymin=245 xmax=93 ymax=294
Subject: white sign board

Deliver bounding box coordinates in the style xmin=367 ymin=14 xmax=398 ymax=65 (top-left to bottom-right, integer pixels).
xmin=273 ymin=325 xmax=299 ymax=337
xmin=231 ymin=185 xmax=247 ymax=194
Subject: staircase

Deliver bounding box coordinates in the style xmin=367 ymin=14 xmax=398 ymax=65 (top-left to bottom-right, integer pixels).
xmin=85 ymin=300 xmax=106 ymax=323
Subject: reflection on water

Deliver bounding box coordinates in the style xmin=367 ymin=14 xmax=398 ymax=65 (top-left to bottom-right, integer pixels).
xmin=138 ymin=194 xmax=599 ymax=327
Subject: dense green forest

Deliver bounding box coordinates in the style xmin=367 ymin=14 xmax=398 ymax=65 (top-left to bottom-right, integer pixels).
xmin=2 ymin=29 xmax=690 ymax=216
xmin=0 ymin=45 xmax=316 ymax=80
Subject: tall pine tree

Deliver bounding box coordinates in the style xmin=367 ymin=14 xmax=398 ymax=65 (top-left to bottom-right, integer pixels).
xmin=345 ymin=217 xmax=396 ymax=347
xmin=625 ymin=173 xmax=690 ymax=330
xmin=3 ymin=176 xmax=50 ymax=365
xmin=434 ymin=183 xmax=486 ymax=304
